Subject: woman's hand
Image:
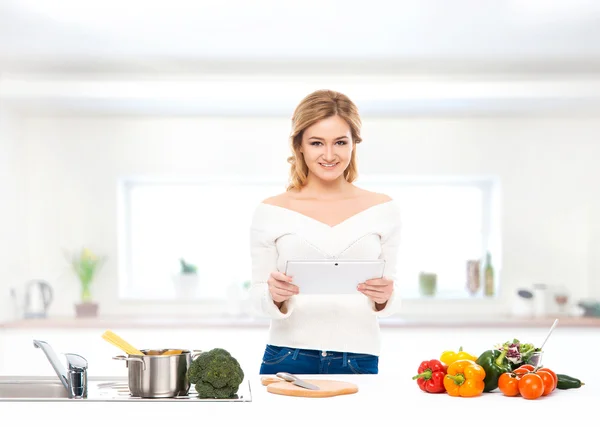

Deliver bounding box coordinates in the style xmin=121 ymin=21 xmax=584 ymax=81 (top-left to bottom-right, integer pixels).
xmin=268 ymin=271 xmax=299 ymax=306
xmin=357 ymin=277 xmax=393 ymax=306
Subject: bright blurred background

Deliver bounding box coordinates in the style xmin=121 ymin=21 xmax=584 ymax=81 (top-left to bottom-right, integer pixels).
xmin=1 ymin=0 xmax=600 ymax=377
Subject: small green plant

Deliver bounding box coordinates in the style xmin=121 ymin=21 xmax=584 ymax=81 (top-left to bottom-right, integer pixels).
xmin=65 ymin=247 xmax=106 ymax=302
xmin=179 ymin=258 xmax=197 ymax=274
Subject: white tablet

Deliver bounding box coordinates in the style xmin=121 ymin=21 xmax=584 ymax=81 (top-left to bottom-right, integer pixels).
xmin=284 ymin=259 xmax=386 ymax=295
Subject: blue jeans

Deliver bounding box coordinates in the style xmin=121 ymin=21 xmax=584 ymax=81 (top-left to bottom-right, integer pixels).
xmin=259 ymin=344 xmax=379 ymax=375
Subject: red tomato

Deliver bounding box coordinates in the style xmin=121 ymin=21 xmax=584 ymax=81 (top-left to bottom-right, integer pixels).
xmin=537 ymin=368 xmax=558 ymax=391
xmin=498 ymin=372 xmax=520 ymax=397
xmin=512 ymin=367 xmax=530 ymax=376
xmin=536 ymin=370 xmax=555 ymax=396
xmin=518 ymin=373 xmax=545 ymax=400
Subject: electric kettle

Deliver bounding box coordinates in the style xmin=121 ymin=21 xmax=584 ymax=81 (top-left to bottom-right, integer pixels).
xmin=23 ymin=279 xmax=54 ymax=318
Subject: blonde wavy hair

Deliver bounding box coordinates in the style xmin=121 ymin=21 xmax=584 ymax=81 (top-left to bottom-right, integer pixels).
xmin=286 ymin=89 xmax=363 ymax=191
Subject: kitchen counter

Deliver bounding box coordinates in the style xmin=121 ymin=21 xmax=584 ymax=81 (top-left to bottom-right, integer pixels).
xmin=1 ymin=373 xmax=597 ymax=426
xmin=2 ymin=314 xmax=600 ymax=329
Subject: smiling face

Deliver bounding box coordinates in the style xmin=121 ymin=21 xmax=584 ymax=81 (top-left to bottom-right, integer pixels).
xmin=299 ymin=115 xmax=354 ymax=184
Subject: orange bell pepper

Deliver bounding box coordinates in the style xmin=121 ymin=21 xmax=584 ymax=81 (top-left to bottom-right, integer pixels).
xmin=443 ymin=359 xmax=486 ymax=397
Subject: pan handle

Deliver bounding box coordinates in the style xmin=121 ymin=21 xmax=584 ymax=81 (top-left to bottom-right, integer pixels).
xmin=112 ymin=355 xmax=146 ymax=370
xmin=190 ymin=350 xmax=203 ymax=360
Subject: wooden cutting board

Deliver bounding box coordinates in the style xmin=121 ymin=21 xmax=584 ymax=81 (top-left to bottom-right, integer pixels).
xmin=260 ymin=376 xmax=359 ymax=398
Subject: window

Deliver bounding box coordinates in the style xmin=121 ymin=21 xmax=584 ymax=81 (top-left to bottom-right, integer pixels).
xmin=118 ymin=175 xmax=498 ymax=301
xmin=118 ymin=177 xmax=286 ymax=300
xmin=357 ymin=175 xmax=499 ymax=299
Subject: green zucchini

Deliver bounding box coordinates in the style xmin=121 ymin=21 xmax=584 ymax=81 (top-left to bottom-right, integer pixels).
xmin=556 ymin=374 xmax=584 ymax=390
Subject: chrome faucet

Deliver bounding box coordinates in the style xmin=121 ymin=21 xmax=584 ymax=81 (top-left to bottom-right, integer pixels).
xmin=33 ymin=339 xmax=88 ymax=399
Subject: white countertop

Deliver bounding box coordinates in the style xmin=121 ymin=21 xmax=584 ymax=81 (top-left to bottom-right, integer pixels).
xmin=1 ymin=372 xmax=598 ymax=426
xmin=2 ymin=314 xmax=599 ymax=329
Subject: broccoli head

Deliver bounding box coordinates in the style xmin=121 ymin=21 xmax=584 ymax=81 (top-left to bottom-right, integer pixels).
xmin=187 ymin=348 xmax=244 ymax=399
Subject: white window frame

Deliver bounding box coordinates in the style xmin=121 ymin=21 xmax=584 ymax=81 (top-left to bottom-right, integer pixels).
xmin=116 ymin=175 xmax=288 ymax=301
xmin=116 ymin=174 xmax=500 ymax=301
xmin=356 ymin=174 xmax=500 ymax=299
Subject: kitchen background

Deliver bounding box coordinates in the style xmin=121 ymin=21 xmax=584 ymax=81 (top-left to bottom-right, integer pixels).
xmin=1 ymin=0 xmax=600 ymax=377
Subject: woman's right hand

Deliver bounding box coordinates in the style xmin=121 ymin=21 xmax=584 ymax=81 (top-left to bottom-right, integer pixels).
xmin=268 ymin=271 xmax=299 ymax=305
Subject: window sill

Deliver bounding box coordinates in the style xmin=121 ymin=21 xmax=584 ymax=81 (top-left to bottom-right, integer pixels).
xmin=1 ymin=314 xmax=598 ymax=330
xmin=116 ymin=291 xmax=497 ymax=303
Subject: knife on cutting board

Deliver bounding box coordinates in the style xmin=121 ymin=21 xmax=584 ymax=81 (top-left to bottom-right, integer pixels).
xmin=262 ymin=372 xmax=320 ymax=390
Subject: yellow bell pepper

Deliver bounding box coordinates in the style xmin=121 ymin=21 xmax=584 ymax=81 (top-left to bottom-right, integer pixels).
xmin=443 ymin=359 xmax=486 ymax=397
xmin=440 ymin=346 xmax=477 ymax=365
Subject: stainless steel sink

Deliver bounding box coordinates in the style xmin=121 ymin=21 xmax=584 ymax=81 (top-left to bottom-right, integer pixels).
xmin=0 ymin=379 xmax=70 ymax=399
xmin=0 ymin=376 xmax=252 ymax=402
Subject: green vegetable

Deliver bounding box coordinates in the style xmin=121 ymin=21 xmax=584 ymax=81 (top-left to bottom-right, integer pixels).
xmin=518 ymin=343 xmax=540 ymax=365
xmin=476 ymin=349 xmax=510 ymax=392
xmin=187 ymin=348 xmax=245 ymax=398
xmin=556 ymin=374 xmax=584 ymax=390
xmin=495 ymin=338 xmax=540 ymax=369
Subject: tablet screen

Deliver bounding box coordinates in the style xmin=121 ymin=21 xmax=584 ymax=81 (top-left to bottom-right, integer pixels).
xmin=284 ymin=259 xmax=385 ymax=295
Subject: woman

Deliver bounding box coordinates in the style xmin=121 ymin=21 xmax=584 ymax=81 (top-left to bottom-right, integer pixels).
xmin=249 ymin=89 xmax=401 ymax=375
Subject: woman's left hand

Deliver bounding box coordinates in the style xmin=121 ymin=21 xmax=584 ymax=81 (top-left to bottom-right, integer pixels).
xmin=357 ymin=277 xmax=393 ymax=305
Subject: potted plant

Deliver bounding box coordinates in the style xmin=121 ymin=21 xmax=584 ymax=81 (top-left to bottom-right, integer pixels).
xmin=65 ymin=247 xmax=106 ymax=317
xmin=179 ymin=258 xmax=197 ymax=274
xmin=171 ymin=258 xmax=199 ymax=298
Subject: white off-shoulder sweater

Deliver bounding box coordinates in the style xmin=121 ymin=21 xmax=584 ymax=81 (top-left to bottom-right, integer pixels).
xmin=248 ymin=200 xmax=402 ymax=356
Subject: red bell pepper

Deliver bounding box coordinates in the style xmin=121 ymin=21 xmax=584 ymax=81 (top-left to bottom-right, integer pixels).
xmin=412 ymin=359 xmax=447 ymax=393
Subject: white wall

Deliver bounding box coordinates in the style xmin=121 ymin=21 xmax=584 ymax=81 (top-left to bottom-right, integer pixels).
xmin=1 ymin=114 xmax=599 ymax=318
xmin=0 ymin=108 xmax=26 ymax=321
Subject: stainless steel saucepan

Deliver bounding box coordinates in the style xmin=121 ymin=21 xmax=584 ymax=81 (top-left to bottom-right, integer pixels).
xmin=113 ymin=349 xmax=202 ymax=398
